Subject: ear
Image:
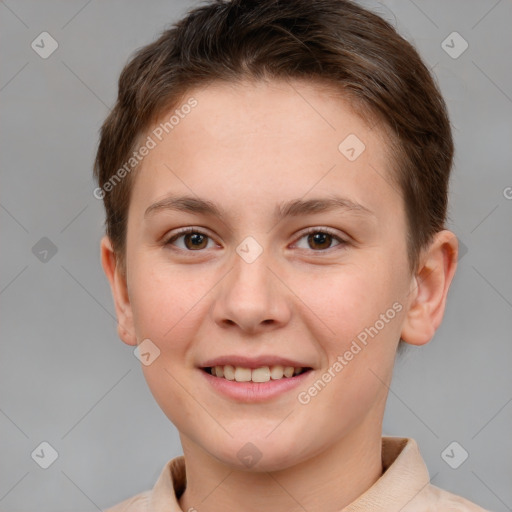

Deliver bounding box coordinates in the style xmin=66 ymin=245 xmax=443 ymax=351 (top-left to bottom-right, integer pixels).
xmin=100 ymin=235 xmax=137 ymax=346
xmin=400 ymin=230 xmax=458 ymax=346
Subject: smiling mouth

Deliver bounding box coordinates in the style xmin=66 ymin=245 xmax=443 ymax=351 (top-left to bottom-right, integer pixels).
xmin=201 ymin=365 xmax=312 ymax=383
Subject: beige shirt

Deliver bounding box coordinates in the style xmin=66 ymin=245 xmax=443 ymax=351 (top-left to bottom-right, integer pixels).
xmin=104 ymin=437 xmax=490 ymax=511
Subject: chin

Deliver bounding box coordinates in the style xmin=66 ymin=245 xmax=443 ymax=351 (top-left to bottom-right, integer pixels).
xmin=207 ymin=435 xmax=312 ymax=473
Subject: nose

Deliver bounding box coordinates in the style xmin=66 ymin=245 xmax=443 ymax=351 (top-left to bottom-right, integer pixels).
xmin=210 ymin=246 xmax=292 ymax=334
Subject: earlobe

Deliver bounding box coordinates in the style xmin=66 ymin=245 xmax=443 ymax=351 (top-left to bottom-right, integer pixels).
xmin=100 ymin=235 xmax=138 ymax=346
xmin=400 ymin=230 xmax=458 ymax=346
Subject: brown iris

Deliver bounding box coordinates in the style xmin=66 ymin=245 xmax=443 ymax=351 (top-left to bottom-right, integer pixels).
xmin=307 ymin=232 xmax=333 ymax=250
xmin=184 ymin=232 xmax=209 ymax=250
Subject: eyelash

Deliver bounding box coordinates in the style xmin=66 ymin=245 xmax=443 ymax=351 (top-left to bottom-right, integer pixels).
xmin=164 ymin=226 xmax=348 ymax=253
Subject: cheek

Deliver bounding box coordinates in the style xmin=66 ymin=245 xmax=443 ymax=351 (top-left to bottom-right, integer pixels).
xmin=292 ymin=268 xmax=402 ymax=430
xmin=290 ymin=265 xmax=398 ymax=339
xmin=128 ymin=259 xmax=204 ymax=340
xmin=129 ymin=264 xmax=203 ymax=427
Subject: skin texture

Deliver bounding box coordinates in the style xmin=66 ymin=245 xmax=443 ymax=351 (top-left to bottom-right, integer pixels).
xmin=100 ymin=79 xmax=458 ymax=512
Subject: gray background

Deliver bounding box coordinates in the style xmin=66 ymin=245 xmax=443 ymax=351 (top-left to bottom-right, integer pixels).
xmin=1 ymin=0 xmax=511 ymax=511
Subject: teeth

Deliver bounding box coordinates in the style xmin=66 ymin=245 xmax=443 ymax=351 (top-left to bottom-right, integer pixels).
xmin=207 ymin=365 xmax=306 ymax=382
xmin=234 ymin=367 xmax=252 ymax=382
xmin=284 ymin=366 xmax=295 ymax=378
xmin=223 ymin=365 xmax=235 ymax=380
xmin=270 ymin=365 xmax=284 ymax=380
xmin=252 ymin=366 xmax=270 ymax=382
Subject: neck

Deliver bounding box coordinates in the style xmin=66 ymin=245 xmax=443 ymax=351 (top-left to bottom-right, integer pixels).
xmin=178 ymin=421 xmax=383 ymax=512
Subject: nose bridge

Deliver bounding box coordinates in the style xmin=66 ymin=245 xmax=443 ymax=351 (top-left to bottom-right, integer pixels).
xmin=211 ymin=235 xmax=291 ymax=331
xmin=228 ymin=237 xmax=274 ymax=304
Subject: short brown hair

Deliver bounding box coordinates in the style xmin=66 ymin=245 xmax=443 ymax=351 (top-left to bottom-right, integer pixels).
xmin=93 ymin=0 xmax=453 ymax=277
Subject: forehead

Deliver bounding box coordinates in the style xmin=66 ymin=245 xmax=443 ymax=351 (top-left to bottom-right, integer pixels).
xmin=129 ymin=78 xmax=401 ymax=223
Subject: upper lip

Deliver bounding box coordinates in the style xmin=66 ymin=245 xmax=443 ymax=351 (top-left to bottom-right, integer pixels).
xmin=199 ymin=355 xmax=313 ymax=369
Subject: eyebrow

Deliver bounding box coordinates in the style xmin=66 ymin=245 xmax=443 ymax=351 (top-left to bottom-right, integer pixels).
xmin=144 ymin=194 xmax=375 ymax=221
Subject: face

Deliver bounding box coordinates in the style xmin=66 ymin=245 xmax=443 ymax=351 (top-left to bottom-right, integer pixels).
xmin=113 ymin=79 xmax=416 ymax=470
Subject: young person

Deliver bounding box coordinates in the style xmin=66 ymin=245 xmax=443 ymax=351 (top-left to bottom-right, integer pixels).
xmin=94 ymin=1 xmax=489 ymax=510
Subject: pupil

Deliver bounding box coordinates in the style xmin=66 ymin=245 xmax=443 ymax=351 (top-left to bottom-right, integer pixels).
xmin=186 ymin=233 xmax=206 ymax=249
xmin=309 ymin=232 xmax=330 ymax=250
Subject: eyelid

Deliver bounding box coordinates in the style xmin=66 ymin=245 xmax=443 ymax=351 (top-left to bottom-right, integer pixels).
xmin=294 ymin=225 xmax=345 ymax=240
xmin=291 ymin=226 xmax=348 ymax=250
xmin=164 ymin=226 xmax=219 ymax=247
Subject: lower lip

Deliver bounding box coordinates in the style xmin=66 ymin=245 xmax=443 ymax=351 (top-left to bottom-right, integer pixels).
xmin=199 ymin=368 xmax=313 ymax=402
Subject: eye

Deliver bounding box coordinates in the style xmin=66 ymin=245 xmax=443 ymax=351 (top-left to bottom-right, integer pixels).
xmin=293 ymin=227 xmax=347 ymax=251
xmin=164 ymin=226 xmax=347 ymax=252
xmin=165 ymin=227 xmax=217 ymax=251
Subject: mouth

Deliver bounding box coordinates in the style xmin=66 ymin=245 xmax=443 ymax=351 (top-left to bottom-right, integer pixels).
xmin=201 ymin=365 xmax=313 ymax=383
xmin=199 ymin=364 xmax=314 ymax=402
